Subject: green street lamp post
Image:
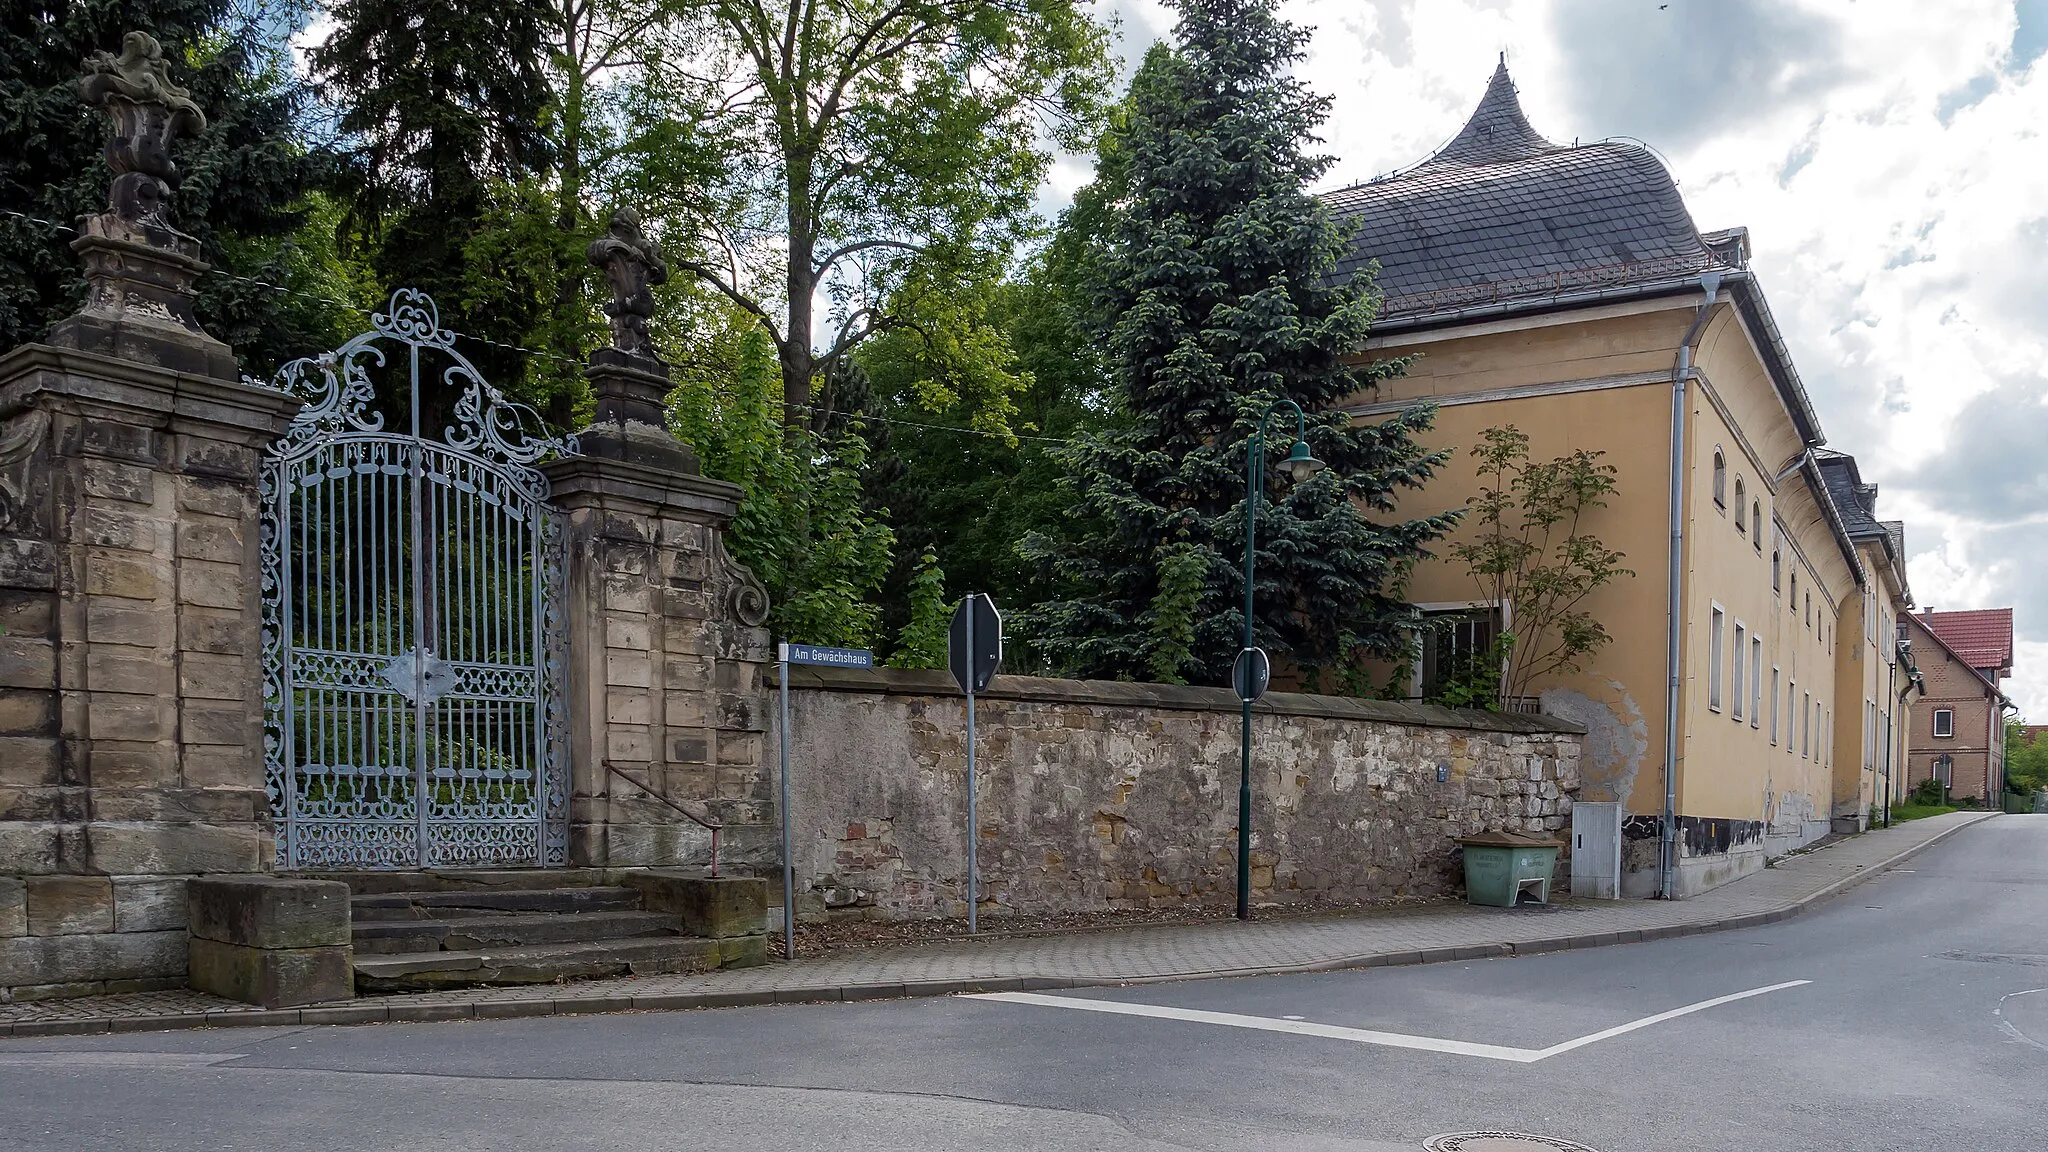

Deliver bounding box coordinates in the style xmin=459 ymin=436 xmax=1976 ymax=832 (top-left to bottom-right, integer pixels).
xmin=1236 ymin=398 xmax=1325 ymax=921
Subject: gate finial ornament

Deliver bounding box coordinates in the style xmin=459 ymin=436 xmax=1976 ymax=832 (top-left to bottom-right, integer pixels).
xmin=45 ymin=30 xmax=235 ymax=377
xmin=80 ymin=31 xmax=206 ymax=233
xmin=587 ymin=208 xmax=668 ymax=360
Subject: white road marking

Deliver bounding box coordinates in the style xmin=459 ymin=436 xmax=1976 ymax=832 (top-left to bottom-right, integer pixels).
xmin=971 ymin=979 xmax=1813 ymax=1064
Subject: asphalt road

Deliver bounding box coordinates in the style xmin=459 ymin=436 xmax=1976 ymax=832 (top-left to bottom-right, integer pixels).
xmin=3 ymin=816 xmax=2043 ymax=1152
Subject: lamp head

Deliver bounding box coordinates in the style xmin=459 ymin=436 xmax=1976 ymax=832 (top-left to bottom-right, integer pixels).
xmin=1277 ymin=440 xmax=1325 ymax=484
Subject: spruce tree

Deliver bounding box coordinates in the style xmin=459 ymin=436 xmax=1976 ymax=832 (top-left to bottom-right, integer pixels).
xmin=312 ymin=0 xmax=570 ymax=412
xmin=1022 ymin=0 xmax=1454 ymax=687
xmin=1 ymin=1 xmax=352 ymax=374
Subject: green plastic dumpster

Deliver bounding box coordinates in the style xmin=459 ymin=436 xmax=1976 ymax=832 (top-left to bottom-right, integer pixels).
xmin=1458 ymin=831 xmax=1564 ymax=907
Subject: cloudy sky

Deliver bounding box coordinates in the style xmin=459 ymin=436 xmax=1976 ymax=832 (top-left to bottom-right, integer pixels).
xmin=1071 ymin=0 xmax=2048 ymax=716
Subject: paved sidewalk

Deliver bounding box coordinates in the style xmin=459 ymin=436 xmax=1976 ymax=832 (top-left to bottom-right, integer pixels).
xmin=0 ymin=811 xmax=1997 ymax=1037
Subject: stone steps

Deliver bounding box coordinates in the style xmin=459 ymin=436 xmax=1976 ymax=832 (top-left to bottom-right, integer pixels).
xmin=351 ymin=909 xmax=686 ymax=954
xmin=300 ymin=869 xmax=615 ymax=896
xmin=353 ymin=935 xmax=725 ymax=992
xmin=351 ymin=887 xmax=643 ymax=921
xmin=322 ymin=872 xmax=768 ymax=995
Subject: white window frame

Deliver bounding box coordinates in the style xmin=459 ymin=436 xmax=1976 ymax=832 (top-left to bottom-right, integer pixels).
xmin=1732 ymin=622 xmax=1746 ymax=721
xmin=1933 ymin=708 xmax=1955 ymax=738
xmin=1802 ymin=691 xmax=1812 ymax=758
xmin=1770 ymin=668 xmax=1781 ymax=744
xmin=1708 ymin=605 xmax=1725 ymax=712
xmin=1750 ymin=638 xmax=1763 ymax=728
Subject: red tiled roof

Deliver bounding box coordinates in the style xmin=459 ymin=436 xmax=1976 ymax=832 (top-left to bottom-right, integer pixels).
xmin=1920 ymin=608 xmax=2014 ymax=673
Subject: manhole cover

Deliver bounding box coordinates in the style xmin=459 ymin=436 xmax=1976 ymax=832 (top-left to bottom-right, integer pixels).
xmin=1423 ymin=1135 xmax=1600 ymax=1152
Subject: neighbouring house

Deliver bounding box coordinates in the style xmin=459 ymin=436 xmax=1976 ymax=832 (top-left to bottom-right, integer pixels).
xmin=1327 ymin=60 xmax=1916 ymax=897
xmin=1812 ymin=454 xmax=1916 ymax=822
xmin=1905 ymin=608 xmax=2014 ymax=801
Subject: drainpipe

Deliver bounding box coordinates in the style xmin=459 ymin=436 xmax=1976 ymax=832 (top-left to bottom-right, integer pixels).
xmin=1660 ymin=271 xmax=1723 ymax=900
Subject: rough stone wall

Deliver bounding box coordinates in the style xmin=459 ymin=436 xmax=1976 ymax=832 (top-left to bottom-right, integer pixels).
xmin=0 ymin=346 xmax=298 ymax=1002
xmin=778 ymin=668 xmax=1583 ymax=921
xmin=543 ymin=455 xmax=776 ymax=870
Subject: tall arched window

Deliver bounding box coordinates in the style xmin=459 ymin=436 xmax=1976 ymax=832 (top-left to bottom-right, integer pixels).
xmin=1713 ymin=451 xmax=1727 ymax=508
xmin=1752 ymin=501 xmax=1763 ymax=550
xmin=1734 ymin=478 xmax=1746 ymax=532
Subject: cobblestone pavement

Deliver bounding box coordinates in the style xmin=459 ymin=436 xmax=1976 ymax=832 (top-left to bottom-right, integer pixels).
xmin=0 ymin=811 xmax=1994 ymax=1036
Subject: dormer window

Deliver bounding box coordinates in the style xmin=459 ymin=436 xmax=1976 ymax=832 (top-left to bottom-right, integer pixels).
xmin=1713 ymin=451 xmax=1727 ymax=509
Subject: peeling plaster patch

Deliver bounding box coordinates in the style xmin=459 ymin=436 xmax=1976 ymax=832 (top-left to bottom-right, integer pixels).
xmin=1539 ymin=682 xmax=1648 ymax=805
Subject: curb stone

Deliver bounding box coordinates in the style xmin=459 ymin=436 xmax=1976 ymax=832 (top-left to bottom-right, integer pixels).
xmin=0 ymin=813 xmax=1998 ymax=1037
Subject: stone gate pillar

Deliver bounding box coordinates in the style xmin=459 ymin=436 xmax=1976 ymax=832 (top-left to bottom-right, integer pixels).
xmin=541 ymin=210 xmax=775 ymax=872
xmin=0 ymin=33 xmax=300 ymax=1001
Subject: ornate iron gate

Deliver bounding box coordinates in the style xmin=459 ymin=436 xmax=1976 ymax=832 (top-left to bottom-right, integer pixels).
xmin=260 ymin=291 xmax=577 ymax=869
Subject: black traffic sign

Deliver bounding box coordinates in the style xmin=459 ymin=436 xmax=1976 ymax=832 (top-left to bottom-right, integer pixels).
xmin=1231 ymin=646 xmax=1271 ymax=703
xmin=948 ymin=594 xmax=1002 ymax=695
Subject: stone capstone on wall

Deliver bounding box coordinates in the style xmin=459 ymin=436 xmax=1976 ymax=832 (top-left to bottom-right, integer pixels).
xmin=776 ymin=668 xmax=1584 ymax=921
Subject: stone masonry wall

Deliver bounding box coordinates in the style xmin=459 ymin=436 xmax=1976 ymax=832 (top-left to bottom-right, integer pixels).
xmin=543 ymin=453 xmax=777 ymax=871
xmin=778 ymin=668 xmax=1584 ymax=921
xmin=0 ymin=345 xmax=298 ymax=1002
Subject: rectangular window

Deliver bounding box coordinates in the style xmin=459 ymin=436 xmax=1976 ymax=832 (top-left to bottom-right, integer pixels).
xmin=1770 ymin=669 xmax=1781 ymax=744
xmin=1419 ymin=607 xmax=1503 ymax=700
xmin=1732 ymin=623 xmax=1746 ymax=720
xmin=1709 ymin=607 xmax=1725 ymax=712
xmin=1802 ymin=691 xmax=1811 ymax=757
xmin=1750 ymin=639 xmax=1763 ymax=728
xmin=1789 ymin=682 xmax=1798 ymax=753
xmin=1934 ymin=708 xmax=1955 ymax=738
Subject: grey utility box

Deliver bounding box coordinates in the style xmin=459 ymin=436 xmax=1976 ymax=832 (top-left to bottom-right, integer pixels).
xmin=1570 ymin=801 xmax=1623 ymax=900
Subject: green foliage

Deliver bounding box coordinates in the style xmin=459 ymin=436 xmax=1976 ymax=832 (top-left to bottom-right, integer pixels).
xmin=1 ymin=0 xmax=356 ymax=374
xmin=1449 ymin=425 xmax=1631 ymax=706
xmin=651 ymin=0 xmax=1113 ymax=426
xmin=853 ymin=215 xmax=1111 ymax=667
xmin=1020 ymin=0 xmax=1454 ymax=686
xmin=1427 ymin=632 xmax=1512 ymax=711
xmin=1141 ymin=543 xmax=1208 ymax=684
xmin=671 ymin=324 xmax=895 ymax=647
xmin=313 ymin=0 xmax=591 ymax=416
xmin=1909 ymin=776 xmax=1948 ymax=807
xmin=888 ymin=552 xmax=951 ymax=670
xmin=1889 ymin=802 xmax=1958 ymax=822
xmin=2006 ymin=720 xmax=2048 ymax=794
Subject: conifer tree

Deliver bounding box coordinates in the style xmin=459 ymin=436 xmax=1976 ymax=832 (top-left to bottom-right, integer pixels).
xmin=312 ymin=0 xmax=570 ymax=410
xmin=1 ymin=1 xmax=352 ymax=374
xmin=1022 ymin=0 xmax=1454 ymax=686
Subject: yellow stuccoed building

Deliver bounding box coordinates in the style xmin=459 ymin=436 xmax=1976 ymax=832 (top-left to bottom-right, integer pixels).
xmin=1328 ymin=61 xmax=1915 ymax=898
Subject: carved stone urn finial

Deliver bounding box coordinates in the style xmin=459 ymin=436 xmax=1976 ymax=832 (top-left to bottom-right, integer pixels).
xmin=46 ymin=31 xmax=234 ymax=377
xmin=586 ymin=207 xmax=669 ymax=362
xmin=577 ymin=208 xmax=696 ymax=472
xmin=80 ymin=31 xmax=207 ymax=235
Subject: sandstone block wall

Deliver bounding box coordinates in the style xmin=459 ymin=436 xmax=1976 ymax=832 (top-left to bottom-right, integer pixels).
xmin=776 ymin=668 xmax=1584 ymax=921
xmin=543 ymin=454 xmax=777 ymax=871
xmin=0 ymin=345 xmax=298 ymax=1002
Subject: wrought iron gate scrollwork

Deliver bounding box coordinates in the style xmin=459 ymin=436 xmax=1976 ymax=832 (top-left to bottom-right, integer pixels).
xmin=259 ymin=290 xmax=577 ymax=870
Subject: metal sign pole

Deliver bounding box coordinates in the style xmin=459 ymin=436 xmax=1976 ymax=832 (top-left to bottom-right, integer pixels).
xmin=778 ymin=641 xmax=794 ymax=962
xmin=965 ymin=597 xmax=978 ymax=935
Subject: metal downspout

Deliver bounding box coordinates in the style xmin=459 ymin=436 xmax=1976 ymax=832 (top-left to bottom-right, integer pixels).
xmin=1661 ymin=271 xmax=1723 ymax=900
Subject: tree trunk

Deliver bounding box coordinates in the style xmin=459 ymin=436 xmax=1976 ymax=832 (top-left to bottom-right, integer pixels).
xmin=782 ymin=158 xmax=816 ymax=430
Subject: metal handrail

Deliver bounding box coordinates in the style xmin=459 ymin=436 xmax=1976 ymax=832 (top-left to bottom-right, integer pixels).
xmin=602 ymin=760 xmax=722 ymax=878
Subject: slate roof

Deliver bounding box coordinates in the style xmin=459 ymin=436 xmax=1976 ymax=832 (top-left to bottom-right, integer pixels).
xmin=1321 ymin=60 xmax=1828 ymax=449
xmin=1919 ymin=608 xmax=2015 ymax=675
xmin=1814 ymin=452 xmax=1887 ymax=539
xmin=1323 ymin=59 xmax=1723 ymax=321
